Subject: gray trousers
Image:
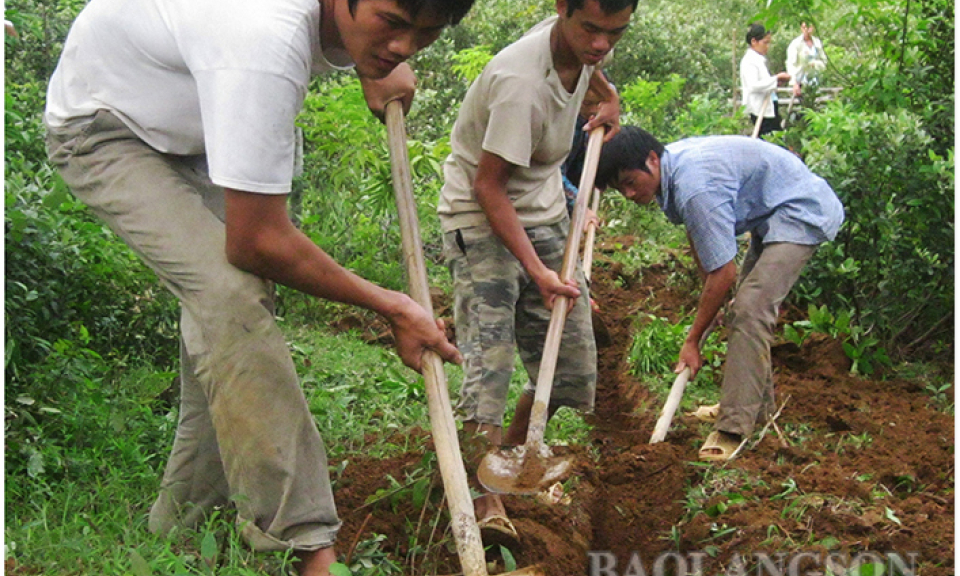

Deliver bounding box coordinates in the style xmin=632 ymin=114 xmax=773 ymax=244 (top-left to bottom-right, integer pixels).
xmin=716 ymin=237 xmax=816 ymax=437
xmin=46 ymin=110 xmax=340 ymax=551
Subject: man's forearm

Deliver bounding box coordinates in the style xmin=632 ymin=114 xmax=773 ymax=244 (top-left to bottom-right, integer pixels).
xmin=589 ymin=69 xmax=617 ymax=104
xmin=688 ymin=261 xmax=737 ymax=344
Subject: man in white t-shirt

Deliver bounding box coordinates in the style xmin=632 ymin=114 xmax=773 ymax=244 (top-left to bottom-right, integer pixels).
xmin=44 ymin=0 xmax=474 ymax=574
xmin=438 ymin=0 xmax=635 ymax=542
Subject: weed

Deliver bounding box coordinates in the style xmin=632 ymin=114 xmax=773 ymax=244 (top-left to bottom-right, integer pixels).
xmin=785 ymin=304 xmax=892 ymax=376
xmin=627 ymin=312 xmax=727 ymax=411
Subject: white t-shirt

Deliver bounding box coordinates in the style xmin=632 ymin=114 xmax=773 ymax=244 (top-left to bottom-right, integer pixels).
xmin=739 ymin=48 xmax=778 ymax=118
xmin=438 ymin=16 xmax=593 ymax=231
xmin=45 ymin=0 xmax=353 ymax=194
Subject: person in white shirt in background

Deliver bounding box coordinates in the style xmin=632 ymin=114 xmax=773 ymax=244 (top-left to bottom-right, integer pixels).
xmin=739 ymin=22 xmax=790 ymax=137
xmin=786 ymin=21 xmax=827 ymax=98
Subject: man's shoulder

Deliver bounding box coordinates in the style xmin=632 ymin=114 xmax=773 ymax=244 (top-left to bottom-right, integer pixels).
xmin=491 ymin=21 xmax=551 ymax=71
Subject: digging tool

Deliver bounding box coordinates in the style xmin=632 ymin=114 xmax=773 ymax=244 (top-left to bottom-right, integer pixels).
xmin=751 ymin=91 xmax=773 ymax=138
xmin=386 ymin=101 xmax=549 ymax=576
xmin=385 ymin=101 xmax=488 ymax=576
xmin=649 ymin=309 xmax=722 ymax=444
xmin=582 ymin=184 xmax=613 ymax=348
xmin=782 ymin=92 xmax=797 ymax=129
xmin=477 ymin=126 xmax=605 ymax=495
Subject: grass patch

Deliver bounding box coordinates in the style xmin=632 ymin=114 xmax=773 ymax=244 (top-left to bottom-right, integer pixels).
xmin=599 ymin=192 xmax=689 ymax=277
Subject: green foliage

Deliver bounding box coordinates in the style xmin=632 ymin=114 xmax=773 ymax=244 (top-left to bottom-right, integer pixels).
xmin=785 ymin=304 xmax=891 ymax=376
xmin=606 ymin=0 xmax=754 ymax=98
xmin=295 ymin=77 xmax=450 ymax=292
xmin=5 ymin=74 xmax=180 ymax=466
xmin=619 ymin=74 xmax=686 ymax=137
xmin=600 ymin=192 xmax=689 ymax=276
xmin=798 ymin=102 xmax=953 ymax=356
xmin=450 ymin=45 xmax=494 ymax=83
xmin=627 ymin=312 xmax=727 ymax=407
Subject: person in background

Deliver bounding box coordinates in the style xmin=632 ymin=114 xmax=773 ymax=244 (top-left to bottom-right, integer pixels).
xmin=740 ymin=22 xmax=791 ymax=136
xmin=786 ymin=21 xmax=827 ymax=98
xmin=44 ymin=1 xmax=475 ymax=574
xmin=595 ymin=126 xmax=844 ymax=463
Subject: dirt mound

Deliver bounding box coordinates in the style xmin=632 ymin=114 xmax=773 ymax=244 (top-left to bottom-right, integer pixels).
xmin=331 ymin=251 xmax=954 ymax=575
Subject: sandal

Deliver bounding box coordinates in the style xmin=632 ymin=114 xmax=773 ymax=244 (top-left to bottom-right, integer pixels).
xmin=477 ymin=513 xmax=519 ymax=547
xmin=699 ymin=430 xmax=742 ymax=462
xmin=687 ymin=403 xmax=720 ymax=423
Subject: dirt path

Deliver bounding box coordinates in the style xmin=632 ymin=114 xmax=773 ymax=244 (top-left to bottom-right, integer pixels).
xmin=333 ymin=241 xmax=954 ymax=576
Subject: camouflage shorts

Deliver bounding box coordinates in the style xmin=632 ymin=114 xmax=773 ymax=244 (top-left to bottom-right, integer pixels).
xmin=443 ymin=220 xmax=597 ymax=427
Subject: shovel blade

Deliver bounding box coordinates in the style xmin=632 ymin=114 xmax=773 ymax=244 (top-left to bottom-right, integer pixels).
xmin=477 ymin=445 xmax=573 ymax=495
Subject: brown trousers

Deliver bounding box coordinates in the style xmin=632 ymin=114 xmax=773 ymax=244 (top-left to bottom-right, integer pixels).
xmin=716 ymin=237 xmax=816 ymax=437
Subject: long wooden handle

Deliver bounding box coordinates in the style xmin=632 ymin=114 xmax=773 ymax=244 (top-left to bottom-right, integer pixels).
xmin=649 ymin=367 xmax=691 ymax=444
xmin=648 ymin=314 xmax=721 ymax=444
xmin=751 ymin=91 xmax=772 ymax=138
xmin=384 ymin=101 xmax=488 ymax=576
xmin=526 ymin=126 xmax=605 ymax=448
xmin=582 ymin=185 xmax=601 ymax=284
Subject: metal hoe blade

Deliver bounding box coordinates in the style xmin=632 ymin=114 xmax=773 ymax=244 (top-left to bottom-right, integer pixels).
xmin=477 ymin=445 xmax=573 ymax=495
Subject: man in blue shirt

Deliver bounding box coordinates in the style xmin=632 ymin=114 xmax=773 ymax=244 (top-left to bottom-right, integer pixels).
xmin=596 ymin=126 xmax=844 ymax=461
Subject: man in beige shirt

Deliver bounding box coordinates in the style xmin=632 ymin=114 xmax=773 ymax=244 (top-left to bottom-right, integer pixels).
xmin=438 ymin=0 xmax=635 ymax=542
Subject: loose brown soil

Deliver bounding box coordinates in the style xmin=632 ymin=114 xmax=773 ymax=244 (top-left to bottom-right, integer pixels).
xmin=332 ymin=237 xmax=954 ymax=576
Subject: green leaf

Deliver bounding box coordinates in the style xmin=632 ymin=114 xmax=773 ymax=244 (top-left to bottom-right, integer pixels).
xmin=200 ymin=531 xmax=218 ymax=566
xmin=329 ymin=562 xmax=353 ymax=576
xmin=850 ymin=562 xmax=886 ymax=576
xmin=500 ymin=545 xmax=517 ymax=572
xmin=129 ymin=550 xmax=153 ymax=576
xmin=884 ymin=507 xmax=902 ymax=525
xmin=819 ymin=535 xmax=840 ymax=549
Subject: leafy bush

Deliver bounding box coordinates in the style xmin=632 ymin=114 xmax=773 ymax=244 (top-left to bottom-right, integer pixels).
xmin=294 ymin=77 xmax=451 ymax=295
xmin=797 ymin=102 xmax=953 ymax=356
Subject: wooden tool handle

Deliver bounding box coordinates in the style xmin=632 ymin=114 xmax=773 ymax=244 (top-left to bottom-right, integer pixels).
xmin=582 ymin=185 xmax=601 ymax=284
xmin=751 ymin=92 xmax=772 ymax=139
xmin=526 ymin=126 xmax=605 ymax=447
xmin=384 ymin=101 xmax=488 ymax=576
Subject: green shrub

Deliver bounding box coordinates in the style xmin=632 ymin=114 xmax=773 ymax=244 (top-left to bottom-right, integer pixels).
xmin=797 ymin=102 xmax=953 ymax=356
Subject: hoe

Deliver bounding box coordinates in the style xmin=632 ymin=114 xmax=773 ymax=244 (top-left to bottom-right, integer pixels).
xmin=385 ymin=100 xmax=544 ymax=576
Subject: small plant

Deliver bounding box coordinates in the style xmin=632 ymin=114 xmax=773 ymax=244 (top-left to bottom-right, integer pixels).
xmin=784 ymin=304 xmax=892 ymax=376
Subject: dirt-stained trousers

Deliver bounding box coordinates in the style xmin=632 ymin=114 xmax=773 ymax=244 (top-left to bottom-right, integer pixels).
xmin=45 ymin=110 xmax=341 ymax=551
xmin=716 ymin=236 xmax=816 ymax=438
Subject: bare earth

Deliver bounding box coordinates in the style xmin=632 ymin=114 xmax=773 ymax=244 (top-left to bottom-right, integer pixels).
xmin=333 ymin=237 xmax=954 ymax=576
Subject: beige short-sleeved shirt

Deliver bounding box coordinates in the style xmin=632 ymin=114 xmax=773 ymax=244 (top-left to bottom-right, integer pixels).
xmin=438 ymin=16 xmax=594 ymax=231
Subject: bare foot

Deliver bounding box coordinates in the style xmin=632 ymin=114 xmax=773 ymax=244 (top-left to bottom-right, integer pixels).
xmin=294 ymin=546 xmax=337 ymax=576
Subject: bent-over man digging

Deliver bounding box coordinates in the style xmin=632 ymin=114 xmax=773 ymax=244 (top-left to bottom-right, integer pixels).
xmin=44 ymin=1 xmax=476 ymax=574
xmin=595 ymin=127 xmax=844 ymax=462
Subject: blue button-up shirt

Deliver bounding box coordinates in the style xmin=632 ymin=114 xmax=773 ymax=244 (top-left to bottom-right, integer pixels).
xmin=657 ymin=136 xmax=844 ymax=273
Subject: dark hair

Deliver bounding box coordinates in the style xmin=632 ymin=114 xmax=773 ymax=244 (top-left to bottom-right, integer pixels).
xmin=565 ymin=0 xmax=639 ymax=17
xmin=596 ymin=126 xmax=665 ymax=190
xmin=745 ymin=22 xmax=769 ymax=46
xmin=348 ymin=0 xmax=475 ymax=26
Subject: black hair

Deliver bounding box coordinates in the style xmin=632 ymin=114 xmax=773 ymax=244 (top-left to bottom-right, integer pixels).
xmin=347 ymin=0 xmax=475 ymax=26
xmin=596 ymin=126 xmax=665 ymax=190
xmin=745 ymin=22 xmax=769 ymax=46
xmin=565 ymin=0 xmax=639 ymax=17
